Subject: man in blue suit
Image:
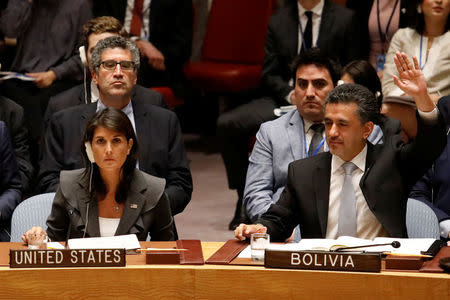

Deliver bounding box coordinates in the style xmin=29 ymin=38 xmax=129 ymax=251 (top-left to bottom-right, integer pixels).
xmin=244 ymin=49 xmax=384 ymax=223
xmin=0 ymin=121 xmax=22 ymax=241
xmin=410 ymin=95 xmax=450 ymax=239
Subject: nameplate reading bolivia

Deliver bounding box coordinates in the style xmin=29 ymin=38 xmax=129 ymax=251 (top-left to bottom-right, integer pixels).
xmin=264 ymin=250 xmax=381 ymax=272
xmin=9 ymin=249 xmax=126 ymax=268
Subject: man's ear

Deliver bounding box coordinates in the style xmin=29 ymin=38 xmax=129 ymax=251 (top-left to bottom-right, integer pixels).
xmin=362 ymin=121 xmax=374 ymax=140
xmin=91 ymin=70 xmax=99 ymax=85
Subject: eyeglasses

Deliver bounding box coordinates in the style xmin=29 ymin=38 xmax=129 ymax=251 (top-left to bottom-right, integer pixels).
xmin=100 ymin=60 xmax=135 ymax=71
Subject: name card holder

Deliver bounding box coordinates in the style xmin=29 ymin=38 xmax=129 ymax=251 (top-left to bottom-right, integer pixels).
xmin=146 ymin=251 xmax=181 ymax=264
xmin=264 ymin=250 xmax=381 ymax=272
xmin=10 ymin=249 xmax=126 ymax=268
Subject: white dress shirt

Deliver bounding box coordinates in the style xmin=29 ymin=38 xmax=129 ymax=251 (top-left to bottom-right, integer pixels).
xmin=285 ymin=0 xmax=325 ymax=103
xmin=99 ymin=217 xmax=120 ymax=237
xmin=297 ymin=0 xmax=324 ymax=53
xmin=326 ymin=145 xmax=388 ymax=239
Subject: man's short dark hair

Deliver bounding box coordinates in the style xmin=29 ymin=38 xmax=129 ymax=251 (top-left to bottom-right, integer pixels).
xmin=325 ymin=83 xmax=380 ymax=124
xmin=82 ymin=16 xmax=128 ymax=48
xmin=291 ymin=47 xmax=341 ymax=86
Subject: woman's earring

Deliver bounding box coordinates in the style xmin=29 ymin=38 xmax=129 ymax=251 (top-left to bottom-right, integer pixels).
xmin=417 ymin=5 xmax=422 ymax=14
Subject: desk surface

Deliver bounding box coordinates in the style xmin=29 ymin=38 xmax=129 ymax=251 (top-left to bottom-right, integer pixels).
xmin=0 ymin=242 xmax=449 ymax=300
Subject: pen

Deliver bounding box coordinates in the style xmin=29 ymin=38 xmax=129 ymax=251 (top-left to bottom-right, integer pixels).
xmin=138 ymin=248 xmax=188 ymax=252
xmin=386 ymin=253 xmax=432 ymax=258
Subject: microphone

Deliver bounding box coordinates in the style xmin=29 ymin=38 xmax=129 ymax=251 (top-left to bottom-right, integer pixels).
xmin=332 ymin=241 xmax=401 ymax=252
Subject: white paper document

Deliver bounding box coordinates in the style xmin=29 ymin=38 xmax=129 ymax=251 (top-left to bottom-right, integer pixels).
xmin=0 ymin=71 xmax=35 ymax=82
xmin=67 ymin=234 xmax=141 ymax=250
xmin=237 ymin=236 xmax=436 ymax=258
xmin=47 ymin=242 xmax=65 ymax=250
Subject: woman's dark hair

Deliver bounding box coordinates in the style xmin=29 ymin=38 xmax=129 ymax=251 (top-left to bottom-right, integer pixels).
xmin=412 ymin=0 xmax=450 ymax=34
xmin=81 ymin=107 xmax=139 ymax=203
xmin=342 ymin=60 xmax=382 ymax=111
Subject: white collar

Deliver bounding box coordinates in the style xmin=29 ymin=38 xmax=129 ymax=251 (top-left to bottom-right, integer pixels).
xmin=96 ymin=98 xmax=133 ymax=115
xmin=298 ymin=0 xmax=325 ymax=18
xmin=303 ymin=118 xmax=324 ymax=133
xmin=331 ymin=144 xmax=367 ymax=175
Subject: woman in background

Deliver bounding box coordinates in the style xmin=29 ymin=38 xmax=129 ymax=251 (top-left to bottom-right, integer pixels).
xmin=339 ymin=60 xmax=386 ymax=144
xmin=347 ymin=0 xmax=416 ymax=75
xmin=340 ymin=60 xmax=383 ymax=110
xmin=23 ymin=108 xmax=174 ymax=242
xmin=382 ymin=0 xmax=450 ymax=104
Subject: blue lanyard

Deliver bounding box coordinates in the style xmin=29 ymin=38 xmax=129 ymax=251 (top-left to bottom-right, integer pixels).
xmin=419 ymin=35 xmax=426 ymax=70
xmin=303 ymin=134 xmax=326 ymax=158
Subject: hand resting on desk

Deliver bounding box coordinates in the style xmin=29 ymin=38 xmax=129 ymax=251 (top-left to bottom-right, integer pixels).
xmin=22 ymin=226 xmax=48 ymax=244
xmin=234 ymin=224 xmax=267 ymax=241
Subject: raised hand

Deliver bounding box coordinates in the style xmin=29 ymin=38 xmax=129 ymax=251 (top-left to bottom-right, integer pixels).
xmin=393 ymin=51 xmax=434 ymax=112
xmin=393 ymin=52 xmax=427 ymax=98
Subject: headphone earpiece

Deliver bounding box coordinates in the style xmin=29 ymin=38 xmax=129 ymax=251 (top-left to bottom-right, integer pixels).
xmin=84 ymin=142 xmax=95 ymax=163
xmin=79 ymin=46 xmax=88 ymax=67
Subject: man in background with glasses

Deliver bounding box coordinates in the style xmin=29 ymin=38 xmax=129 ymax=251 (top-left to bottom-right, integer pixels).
xmin=39 ymin=37 xmax=192 ymax=236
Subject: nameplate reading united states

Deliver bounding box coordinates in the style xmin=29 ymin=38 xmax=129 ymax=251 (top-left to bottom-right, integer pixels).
xmin=264 ymin=250 xmax=381 ymax=272
xmin=10 ymin=249 xmax=126 ymax=268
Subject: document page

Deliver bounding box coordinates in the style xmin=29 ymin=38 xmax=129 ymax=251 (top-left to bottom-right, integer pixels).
xmin=236 ymin=236 xmax=431 ymax=258
xmin=237 ymin=237 xmax=373 ymax=258
xmin=68 ymin=234 xmax=141 ymax=250
xmin=372 ymin=238 xmax=436 ymax=255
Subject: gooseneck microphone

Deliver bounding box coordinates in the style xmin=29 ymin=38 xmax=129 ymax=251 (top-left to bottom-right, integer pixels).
xmin=332 ymin=241 xmax=401 ymax=252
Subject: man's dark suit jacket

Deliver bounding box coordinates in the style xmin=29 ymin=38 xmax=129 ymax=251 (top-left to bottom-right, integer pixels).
xmin=257 ymin=112 xmax=447 ymax=241
xmin=44 ymin=83 xmax=167 ymax=130
xmin=92 ymin=0 xmax=193 ymax=91
xmin=38 ymin=100 xmax=192 ymax=216
xmin=410 ymin=133 xmax=450 ymax=222
xmin=346 ymin=0 xmax=416 ymax=59
xmin=0 ymin=121 xmax=22 ymax=241
xmin=0 ymin=96 xmax=34 ymax=194
xmin=410 ymin=96 xmax=450 ymax=222
xmin=263 ymin=0 xmax=362 ymax=105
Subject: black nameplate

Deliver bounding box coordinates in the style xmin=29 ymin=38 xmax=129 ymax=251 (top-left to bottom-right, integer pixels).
xmin=10 ymin=249 xmax=126 ymax=268
xmin=264 ymin=250 xmax=381 ymax=272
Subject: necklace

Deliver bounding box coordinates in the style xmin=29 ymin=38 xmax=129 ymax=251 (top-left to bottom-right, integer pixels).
xmin=113 ymin=204 xmax=120 ymax=212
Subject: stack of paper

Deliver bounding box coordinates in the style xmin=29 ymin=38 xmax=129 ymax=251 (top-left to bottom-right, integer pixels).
xmin=237 ymin=236 xmax=436 ymax=258
xmin=67 ymin=234 xmax=141 ymax=250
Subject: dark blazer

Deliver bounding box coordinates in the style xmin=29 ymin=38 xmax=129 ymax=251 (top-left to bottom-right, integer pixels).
xmin=262 ymin=0 xmax=362 ymax=105
xmin=92 ymin=0 xmax=193 ymax=91
xmin=46 ymin=169 xmax=174 ymax=241
xmin=0 ymin=96 xmax=34 ymax=194
xmin=346 ymin=0 xmax=417 ymax=59
xmin=44 ymin=83 xmax=167 ymax=130
xmin=257 ymin=112 xmax=447 ymax=241
xmin=409 ymin=96 xmax=450 ymax=222
xmin=410 ymin=133 xmax=450 ymax=222
xmin=0 ymin=121 xmax=22 ymax=241
xmin=39 ymin=100 xmax=192 ymax=216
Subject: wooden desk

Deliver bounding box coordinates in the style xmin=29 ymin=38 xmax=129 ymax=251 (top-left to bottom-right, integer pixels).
xmin=0 ymin=242 xmax=449 ymax=300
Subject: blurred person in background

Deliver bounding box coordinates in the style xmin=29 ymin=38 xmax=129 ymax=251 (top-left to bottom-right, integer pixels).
xmin=382 ymin=0 xmax=450 ymax=105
